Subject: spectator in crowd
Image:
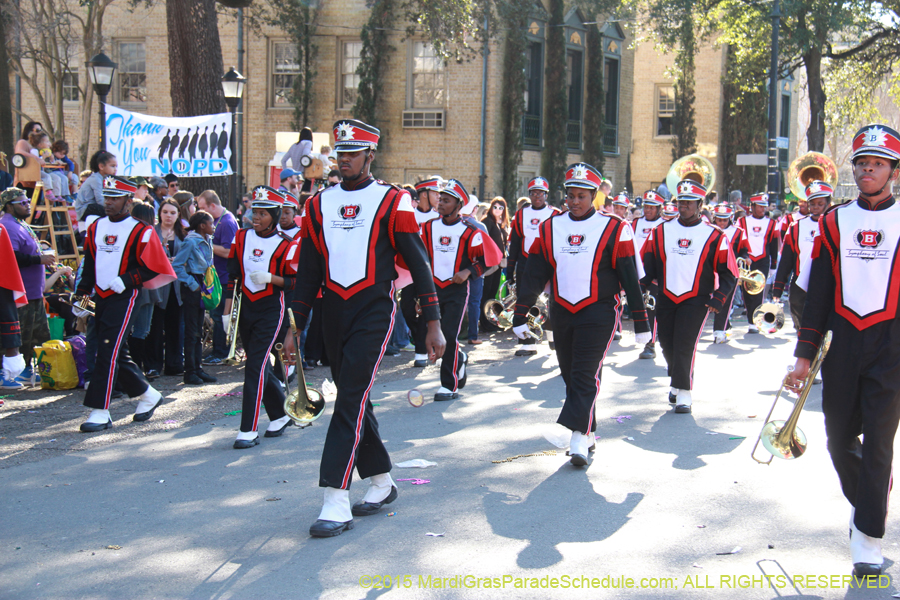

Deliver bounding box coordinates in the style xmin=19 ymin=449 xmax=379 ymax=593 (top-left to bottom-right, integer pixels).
xmin=145 ymin=198 xmax=185 ymax=378
xmin=317 ymin=144 xmax=333 ymax=167
xmin=132 ymin=177 xmax=156 ymax=212
xmin=706 ymin=191 xmax=718 ymax=207
xmin=729 ymin=190 xmax=743 ymax=209
xmin=44 ymin=262 xmax=76 ymax=337
xmin=237 ymin=191 xmax=253 ymax=229
xmin=13 ymin=121 xmax=44 ymax=192
xmin=278 ymin=168 xmax=299 ymax=195
xmin=127 ymin=202 xmax=160 ymax=377
xmin=173 ymin=210 xmax=217 ymax=385
xmin=197 ymin=189 xmax=238 ymax=365
xmin=51 ymin=140 xmax=79 ymax=198
xmin=173 ymin=190 xmax=196 ymax=229
xmin=79 ymin=170 xmax=92 ymax=186
xmin=326 ymin=169 xmax=341 ymax=188
xmin=27 ymin=130 xmax=67 ymax=202
xmin=516 ymin=196 xmax=530 ymax=213
xmin=149 ymin=177 xmax=168 ymax=205
xmin=480 ymin=196 xmax=510 ymax=332
xmin=657 ymin=181 xmax=671 ymax=200
xmin=74 ymin=150 xmax=117 ymax=232
xmin=281 ymin=127 xmax=313 ymax=172
xmin=165 ymin=174 xmax=179 ymax=198
xmin=0 ymin=187 xmax=54 ymax=387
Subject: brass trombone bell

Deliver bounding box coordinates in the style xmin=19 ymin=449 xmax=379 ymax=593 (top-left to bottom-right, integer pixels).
xmin=753 ymin=302 xmax=785 ymax=334
xmin=666 ymin=154 xmax=716 ymax=194
xmin=788 ymin=152 xmax=838 ymax=201
xmin=739 ymin=270 xmax=766 ymax=295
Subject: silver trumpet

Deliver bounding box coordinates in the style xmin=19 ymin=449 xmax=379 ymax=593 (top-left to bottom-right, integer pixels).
xmin=642 ymin=290 xmax=656 ymax=311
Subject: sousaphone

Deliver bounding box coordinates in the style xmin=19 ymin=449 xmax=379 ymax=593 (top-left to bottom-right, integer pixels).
xmin=788 ymin=152 xmax=838 ymax=201
xmin=666 ymin=154 xmax=716 ymax=194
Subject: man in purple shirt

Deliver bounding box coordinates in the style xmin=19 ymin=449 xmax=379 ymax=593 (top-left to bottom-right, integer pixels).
xmin=0 ymin=188 xmax=55 ymax=387
xmin=197 ymin=190 xmax=239 ymax=364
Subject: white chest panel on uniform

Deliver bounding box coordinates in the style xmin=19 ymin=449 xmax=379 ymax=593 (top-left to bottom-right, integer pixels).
xmin=660 ymin=220 xmax=716 ymax=297
xmin=837 ymin=202 xmax=900 ymax=317
xmin=94 ymin=217 xmax=140 ymax=291
xmin=722 ymin=225 xmax=739 ymax=243
xmin=319 ymin=183 xmax=390 ymax=288
xmin=520 ymin=205 xmax=556 ymax=255
xmin=632 ymin=217 xmax=662 ymax=254
xmin=794 ymin=215 xmax=819 ymax=277
xmin=551 ymin=212 xmax=618 ymax=305
xmin=429 ymin=219 xmax=475 ymax=282
xmin=415 ymin=208 xmax=439 ymax=227
xmin=242 ymin=230 xmax=286 ymax=294
xmin=278 ymin=224 xmax=301 ymax=240
xmin=744 ymin=215 xmax=771 ymax=257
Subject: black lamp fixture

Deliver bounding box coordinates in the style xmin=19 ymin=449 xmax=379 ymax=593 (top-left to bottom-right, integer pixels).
xmin=86 ymin=52 xmax=118 ymax=151
xmin=222 ymin=67 xmax=246 ymax=212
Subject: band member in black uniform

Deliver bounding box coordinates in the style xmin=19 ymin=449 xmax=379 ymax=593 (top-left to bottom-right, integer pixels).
xmin=278 ymin=191 xmax=303 ymax=239
xmin=785 ymin=125 xmax=900 ymax=577
xmin=632 ymin=190 xmax=664 ymax=358
xmin=641 ymin=180 xmax=738 ymax=414
xmin=662 ymin=202 xmax=678 ymax=221
xmin=508 ymin=176 xmax=559 ymax=356
xmin=400 ymin=178 xmax=441 ymax=368
xmin=514 ymin=163 xmax=650 ymax=465
xmin=712 ymin=204 xmax=750 ymax=343
xmin=772 ymin=181 xmax=832 ymax=329
xmin=293 ymin=119 xmax=446 ymax=538
xmin=78 ymin=176 xmax=176 ymax=432
xmin=225 ymin=186 xmax=298 ymax=449
xmin=0 ymin=222 xmax=27 ymax=383
xmin=737 ymin=194 xmax=779 ymax=333
xmin=421 ymin=179 xmax=500 ymax=401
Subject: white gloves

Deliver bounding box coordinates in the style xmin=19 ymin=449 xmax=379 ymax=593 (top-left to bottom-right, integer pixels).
xmin=109 ymin=277 xmax=126 ymax=294
xmin=72 ymin=306 xmax=90 ymax=318
xmin=249 ymin=271 xmax=272 ymax=285
xmin=3 ymin=353 xmax=26 ymax=381
xmin=222 ymin=315 xmax=231 ymax=334
xmin=512 ymin=324 xmax=531 ymax=340
xmin=635 ymin=331 xmax=652 ymax=346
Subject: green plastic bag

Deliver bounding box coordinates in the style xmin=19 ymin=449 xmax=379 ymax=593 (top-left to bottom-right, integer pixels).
xmin=201 ymin=266 xmax=222 ymax=310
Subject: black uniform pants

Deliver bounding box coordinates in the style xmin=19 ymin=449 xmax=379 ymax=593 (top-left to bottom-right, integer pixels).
xmin=713 ymin=286 xmax=738 ymax=331
xmin=789 ymin=282 xmax=806 ymax=331
xmin=182 ymin=283 xmax=204 ymax=376
xmin=238 ymin=293 xmax=287 ymax=433
xmin=146 ymin=292 xmax=183 ymax=373
xmin=437 ymin=283 xmax=468 ymax=391
xmin=399 ymin=283 xmax=427 ymax=354
xmin=642 ymin=282 xmax=659 ymax=343
xmin=656 ymin=301 xmax=710 ymax=391
xmin=83 ymin=290 xmax=150 ymax=410
xmin=320 ymin=284 xmax=395 ymax=489
xmin=742 ymin=259 xmax=769 ymax=324
xmin=822 ymin=316 xmax=900 ymax=538
xmin=553 ymin=300 xmax=619 ymax=434
xmin=304 ymin=297 xmax=327 ymax=364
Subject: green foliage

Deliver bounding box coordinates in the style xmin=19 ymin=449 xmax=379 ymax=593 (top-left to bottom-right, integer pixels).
xmin=720 ymin=40 xmax=768 ymax=195
xmin=670 ymin=16 xmax=697 ymax=161
xmin=497 ymin=0 xmax=529 ymax=202
xmin=398 ymin=0 xmax=496 ymax=62
xmin=272 ymin=1 xmax=318 ymax=130
xmin=540 ymin=0 xmax=568 ymax=201
xmin=353 ymin=0 xmax=395 ymax=129
xmin=582 ymin=23 xmax=605 ymax=173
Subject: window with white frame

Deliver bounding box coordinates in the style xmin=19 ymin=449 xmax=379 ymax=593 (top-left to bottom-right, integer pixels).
xmin=656 ymin=85 xmax=675 ymax=136
xmin=340 ymin=40 xmax=362 ymax=109
xmin=409 ymin=41 xmax=445 ymax=108
xmin=62 ymin=72 xmax=79 ymax=103
xmin=272 ymin=41 xmax=299 ymax=107
xmin=117 ymin=41 xmax=146 ymax=105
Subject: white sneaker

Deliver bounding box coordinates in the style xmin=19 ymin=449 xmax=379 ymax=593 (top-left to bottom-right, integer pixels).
xmin=713 ymin=330 xmax=727 ymax=344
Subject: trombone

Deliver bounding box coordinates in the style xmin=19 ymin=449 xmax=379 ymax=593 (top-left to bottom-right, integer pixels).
xmin=281 ymin=309 xmax=325 ymax=424
xmin=736 ymin=257 xmax=766 ymax=295
xmin=751 ymin=331 xmax=832 ymax=464
xmin=484 ymin=282 xmax=517 ymax=329
xmin=223 ymin=285 xmax=243 ymax=366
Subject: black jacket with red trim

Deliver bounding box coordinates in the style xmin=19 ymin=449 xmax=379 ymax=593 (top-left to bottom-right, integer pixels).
xmin=512 ymin=209 xmax=649 ymax=334
xmin=292 ymin=176 xmax=440 ymax=325
xmin=727 ymin=226 xmax=750 ymax=262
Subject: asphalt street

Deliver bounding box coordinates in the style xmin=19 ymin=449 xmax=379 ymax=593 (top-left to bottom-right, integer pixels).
xmin=1 ymin=322 xmax=897 ymax=599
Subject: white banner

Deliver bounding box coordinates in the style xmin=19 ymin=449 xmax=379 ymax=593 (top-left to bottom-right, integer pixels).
xmin=104 ymin=104 xmax=233 ymax=178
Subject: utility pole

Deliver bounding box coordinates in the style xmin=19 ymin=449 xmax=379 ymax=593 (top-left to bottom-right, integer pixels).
xmin=766 ymin=0 xmax=781 ymax=205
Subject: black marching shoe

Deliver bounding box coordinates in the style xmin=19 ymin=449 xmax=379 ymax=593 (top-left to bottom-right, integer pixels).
xmin=164 ymin=367 xmax=184 ymax=376
xmin=197 ymin=370 xmax=218 ymax=383
xmin=674 ymin=404 xmax=692 ymax=414
xmin=133 ymin=398 xmax=163 ymax=422
xmin=457 ymin=352 xmax=469 ymax=389
xmin=351 ymin=486 xmax=398 ymax=517
xmin=80 ymin=419 xmax=112 ymax=433
xmin=309 ymin=519 xmax=354 ymax=538
xmin=264 ymin=420 xmax=294 ymax=438
xmin=184 ymin=373 xmax=204 ymax=385
xmin=639 ymin=344 xmax=656 ymax=359
xmin=434 ymin=391 xmax=459 ymax=402
xmin=413 ymin=359 xmax=428 ymax=368
xmin=233 ymin=437 xmax=259 ymax=449
xmin=514 ymin=347 xmax=538 ymax=357
xmin=668 ymin=391 xmax=677 ymax=404
xmin=145 ymin=369 xmax=160 ymax=380
xmin=853 ymin=563 xmax=882 ymax=578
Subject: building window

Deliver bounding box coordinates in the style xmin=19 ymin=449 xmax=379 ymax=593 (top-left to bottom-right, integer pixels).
xmin=566 ymin=50 xmax=583 ymax=151
xmin=604 ymin=56 xmax=620 ymax=153
xmin=523 ymin=41 xmax=543 ymax=148
xmin=339 ymin=40 xmax=362 ymax=109
xmin=656 ymin=85 xmax=675 ymax=136
xmin=117 ymin=41 xmax=146 ymax=106
xmin=779 ymin=93 xmax=791 ymax=139
xmin=409 ymin=41 xmax=445 ymax=108
xmin=272 ymin=41 xmax=299 ymax=107
xmin=62 ymin=72 xmax=79 ymax=103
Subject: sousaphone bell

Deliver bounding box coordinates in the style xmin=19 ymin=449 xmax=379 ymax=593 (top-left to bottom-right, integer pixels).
xmin=788 ymin=152 xmax=838 ymax=201
xmin=666 ymin=154 xmax=716 ymax=193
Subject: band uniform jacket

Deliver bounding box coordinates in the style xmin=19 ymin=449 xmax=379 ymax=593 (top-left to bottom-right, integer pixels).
xmin=640 ymin=219 xmax=738 ymax=312
xmin=773 ymin=214 xmax=819 ymax=297
xmin=631 ymin=215 xmax=664 ymax=255
xmin=225 ymin=228 xmax=299 ymax=299
xmin=421 ymin=218 xmax=500 ymax=289
xmin=721 ymin=223 xmax=751 ymax=262
xmin=737 ymin=214 xmax=779 ymax=269
xmin=513 ymin=210 xmax=649 ymax=333
xmin=508 ymin=204 xmax=560 ymax=270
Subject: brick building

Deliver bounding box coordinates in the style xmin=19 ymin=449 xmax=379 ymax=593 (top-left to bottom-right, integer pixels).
xmin=10 ymin=0 xmax=633 ymax=205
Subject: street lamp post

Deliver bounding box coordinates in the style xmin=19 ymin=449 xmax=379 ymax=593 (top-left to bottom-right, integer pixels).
xmin=766 ymin=0 xmax=781 ymax=206
xmin=86 ymin=52 xmax=118 ymax=152
xmin=221 ymin=67 xmax=246 ymax=214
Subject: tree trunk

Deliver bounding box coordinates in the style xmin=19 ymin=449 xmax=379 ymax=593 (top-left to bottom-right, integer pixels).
xmin=0 ymin=12 xmax=16 ymax=158
xmin=166 ymin=0 xmax=229 ymax=202
xmin=540 ymin=0 xmax=568 ymax=203
xmin=804 ymin=49 xmax=826 ymax=152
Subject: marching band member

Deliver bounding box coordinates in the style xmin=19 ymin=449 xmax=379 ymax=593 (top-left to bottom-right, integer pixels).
xmin=736 ymin=194 xmax=779 ymax=333
xmin=711 ymin=204 xmax=750 ymax=343
xmin=399 ymin=178 xmax=441 ymax=368
xmin=771 ymin=181 xmax=832 ymax=329
xmin=225 ymin=186 xmax=298 ymax=449
xmin=508 ymin=176 xmax=559 ymax=356
xmin=611 ymin=192 xmax=630 ymax=219
xmin=514 ymin=163 xmax=650 ymax=465
xmin=77 ymin=176 xmax=176 ymax=432
xmin=421 ymin=179 xmax=501 ymax=401
xmin=293 ymin=119 xmax=445 ymax=538
xmin=278 ymin=191 xmax=303 ymax=240
xmin=641 ymin=180 xmax=738 ymax=414
xmin=662 ymin=203 xmax=678 ymax=221
xmin=785 ymin=124 xmax=900 ymax=578
xmin=632 ymin=191 xmax=665 ymax=359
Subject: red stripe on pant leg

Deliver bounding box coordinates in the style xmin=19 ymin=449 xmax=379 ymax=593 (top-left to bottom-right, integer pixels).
xmin=451 ymin=286 xmax=469 ymax=391
xmin=252 ymin=295 xmax=286 ymax=432
xmin=103 ymin=290 xmax=138 ymax=410
xmin=340 ymin=287 xmax=397 ymax=490
xmin=687 ymin=309 xmax=710 ymax=390
xmin=587 ymin=297 xmax=622 ymax=434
